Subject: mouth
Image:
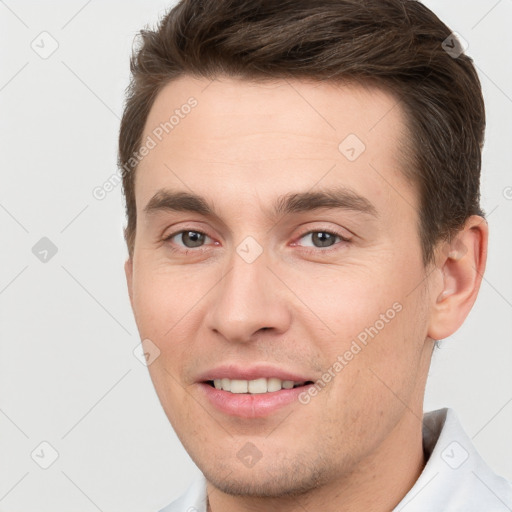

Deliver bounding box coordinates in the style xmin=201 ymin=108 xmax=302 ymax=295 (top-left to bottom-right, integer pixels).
xmin=196 ymin=365 xmax=316 ymax=417
xmin=205 ymin=377 xmax=315 ymax=394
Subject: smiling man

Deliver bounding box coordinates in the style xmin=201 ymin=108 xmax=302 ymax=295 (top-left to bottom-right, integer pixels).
xmin=119 ymin=1 xmax=512 ymax=511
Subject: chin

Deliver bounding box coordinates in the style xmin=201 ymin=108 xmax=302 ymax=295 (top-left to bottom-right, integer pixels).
xmin=200 ymin=456 xmax=330 ymax=498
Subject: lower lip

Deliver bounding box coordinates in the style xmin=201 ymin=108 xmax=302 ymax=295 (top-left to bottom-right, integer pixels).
xmin=198 ymin=382 xmax=312 ymax=418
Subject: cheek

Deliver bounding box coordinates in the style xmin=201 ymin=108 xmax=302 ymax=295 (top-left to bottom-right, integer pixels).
xmin=292 ymin=258 xmax=428 ymax=409
xmin=131 ymin=261 xmax=206 ymax=338
xmin=282 ymin=257 xmax=405 ymax=337
xmin=130 ymin=268 xmax=190 ymax=408
xmin=331 ymin=288 xmax=428 ymax=419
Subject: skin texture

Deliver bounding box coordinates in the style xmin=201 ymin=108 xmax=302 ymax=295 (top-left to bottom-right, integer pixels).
xmin=125 ymin=76 xmax=487 ymax=512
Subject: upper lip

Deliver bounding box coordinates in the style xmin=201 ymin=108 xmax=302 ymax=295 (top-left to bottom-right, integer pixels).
xmin=195 ymin=364 xmax=313 ymax=383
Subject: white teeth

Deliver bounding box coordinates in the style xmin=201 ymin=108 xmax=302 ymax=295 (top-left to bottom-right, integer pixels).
xmin=248 ymin=378 xmax=267 ymax=394
xmin=230 ymin=379 xmax=248 ymax=394
xmin=267 ymin=377 xmax=282 ymax=392
xmin=211 ymin=377 xmax=305 ymax=394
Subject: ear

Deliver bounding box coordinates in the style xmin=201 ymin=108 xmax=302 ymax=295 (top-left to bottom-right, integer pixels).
xmin=124 ymin=257 xmax=134 ymax=309
xmin=427 ymin=215 xmax=488 ymax=341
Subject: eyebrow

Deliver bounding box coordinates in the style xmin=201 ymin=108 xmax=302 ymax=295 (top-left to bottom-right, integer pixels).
xmin=143 ymin=187 xmax=378 ymax=219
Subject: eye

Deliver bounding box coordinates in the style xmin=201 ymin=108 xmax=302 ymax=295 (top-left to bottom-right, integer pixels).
xmin=295 ymin=229 xmax=351 ymax=250
xmin=165 ymin=230 xmax=212 ymax=249
xmin=163 ymin=228 xmax=350 ymax=255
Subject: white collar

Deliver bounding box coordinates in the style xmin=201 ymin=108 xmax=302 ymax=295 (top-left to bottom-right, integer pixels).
xmin=396 ymin=408 xmax=512 ymax=510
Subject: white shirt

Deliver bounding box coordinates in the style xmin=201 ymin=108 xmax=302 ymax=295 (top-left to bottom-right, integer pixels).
xmin=159 ymin=408 xmax=512 ymax=511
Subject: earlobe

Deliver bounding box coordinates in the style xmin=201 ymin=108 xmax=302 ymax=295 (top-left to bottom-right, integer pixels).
xmin=427 ymin=216 xmax=488 ymax=341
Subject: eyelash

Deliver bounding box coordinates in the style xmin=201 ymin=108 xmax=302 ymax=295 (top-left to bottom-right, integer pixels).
xmin=163 ymin=227 xmax=351 ymax=255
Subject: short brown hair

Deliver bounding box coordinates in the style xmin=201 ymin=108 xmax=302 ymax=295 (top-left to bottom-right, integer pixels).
xmin=119 ymin=0 xmax=485 ymax=264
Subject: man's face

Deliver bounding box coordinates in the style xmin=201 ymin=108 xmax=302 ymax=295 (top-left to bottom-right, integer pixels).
xmin=126 ymin=76 xmax=435 ymax=496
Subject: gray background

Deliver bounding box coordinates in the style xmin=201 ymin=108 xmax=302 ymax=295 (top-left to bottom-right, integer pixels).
xmin=0 ymin=0 xmax=511 ymax=510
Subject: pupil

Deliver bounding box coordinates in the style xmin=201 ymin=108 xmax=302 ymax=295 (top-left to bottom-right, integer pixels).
xmin=313 ymin=232 xmax=335 ymax=248
xmin=183 ymin=231 xmax=205 ymax=248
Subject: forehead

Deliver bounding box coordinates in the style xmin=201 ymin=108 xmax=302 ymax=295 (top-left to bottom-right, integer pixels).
xmin=136 ymin=75 xmax=416 ymax=218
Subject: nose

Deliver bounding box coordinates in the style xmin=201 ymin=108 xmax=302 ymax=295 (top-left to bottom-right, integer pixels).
xmin=204 ymin=247 xmax=291 ymax=344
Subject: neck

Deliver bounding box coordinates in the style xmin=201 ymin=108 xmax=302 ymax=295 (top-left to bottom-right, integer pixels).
xmin=207 ymin=410 xmax=426 ymax=512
